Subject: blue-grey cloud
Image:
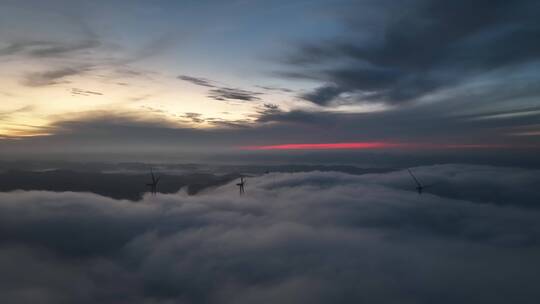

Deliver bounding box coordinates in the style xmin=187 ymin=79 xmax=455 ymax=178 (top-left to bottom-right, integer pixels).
xmin=22 ymin=67 xmax=89 ymax=87
xmin=255 ymin=85 xmax=294 ymax=93
xmin=283 ymin=0 xmax=540 ymax=106
xmin=1 ymin=165 xmax=540 ymax=303
xmin=300 ymin=84 xmax=342 ymax=106
xmin=179 ymin=74 xmax=262 ymax=101
xmin=178 ymin=75 xmax=216 ymax=88
xmin=0 ymin=107 xmax=538 ymax=167
xmin=208 ymin=87 xmax=262 ymax=102
xmin=0 ymin=38 xmax=99 ymax=58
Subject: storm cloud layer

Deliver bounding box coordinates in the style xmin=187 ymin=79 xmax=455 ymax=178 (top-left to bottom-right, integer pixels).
xmin=1 ymin=164 xmax=540 ymax=303
xmin=287 ymin=0 xmax=540 ymax=106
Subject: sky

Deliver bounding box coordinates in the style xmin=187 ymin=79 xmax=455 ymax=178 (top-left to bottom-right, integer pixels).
xmin=2 ymin=2 xmax=540 ymax=300
xmin=1 ymin=0 xmax=539 ymax=163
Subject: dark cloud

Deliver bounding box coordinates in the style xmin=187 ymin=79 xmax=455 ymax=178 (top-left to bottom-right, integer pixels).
xmin=22 ymin=67 xmax=88 ymax=87
xmin=0 ymin=41 xmax=49 ymax=56
xmin=284 ymin=0 xmax=540 ymax=105
xmin=178 ymin=75 xmax=216 ymax=88
xmin=179 ymin=74 xmax=262 ymax=101
xmin=255 ymin=103 xmax=282 ymax=117
xmin=1 ymin=17 xmax=172 ymax=87
xmin=1 ymin=165 xmax=540 ymax=303
xmin=182 ymin=112 xmax=205 ymax=124
xmin=0 ymin=104 xmax=538 ymax=166
xmin=300 ymin=85 xmax=342 ymax=106
xmin=0 ymin=16 xmax=100 ymax=59
xmin=0 ymin=39 xmax=100 ymax=58
xmin=261 ymin=103 xmax=280 ymax=112
xmin=30 ymin=39 xmax=100 ymax=57
xmin=208 ymin=87 xmax=262 ymax=102
xmin=255 ymin=85 xmax=294 ymax=93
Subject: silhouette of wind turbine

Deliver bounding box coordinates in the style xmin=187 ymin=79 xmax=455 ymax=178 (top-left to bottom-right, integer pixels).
xmin=236 ymin=177 xmax=246 ymax=195
xmin=407 ymin=168 xmax=431 ymax=194
xmin=146 ymin=168 xmax=161 ymax=195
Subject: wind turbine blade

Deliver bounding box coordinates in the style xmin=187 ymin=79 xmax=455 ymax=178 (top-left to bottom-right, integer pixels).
xmin=407 ymin=169 xmax=422 ymax=187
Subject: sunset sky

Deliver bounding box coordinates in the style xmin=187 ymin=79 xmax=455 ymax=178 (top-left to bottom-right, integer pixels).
xmin=1 ymin=0 xmax=539 ymax=160
xmin=2 ymin=2 xmax=540 ymax=302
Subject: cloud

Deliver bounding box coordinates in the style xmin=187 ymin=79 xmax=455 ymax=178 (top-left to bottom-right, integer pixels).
xmin=22 ymin=67 xmax=88 ymax=87
xmin=0 ymin=39 xmax=100 ymax=58
xmin=255 ymin=85 xmax=294 ymax=93
xmin=0 ymin=105 xmax=35 ymax=118
xmin=0 ymin=15 xmax=101 ymax=60
xmin=1 ymin=14 xmax=178 ymax=88
xmin=70 ymin=88 xmax=103 ymax=96
xmin=300 ymin=84 xmax=343 ymax=106
xmin=0 ymin=41 xmax=48 ymax=56
xmin=282 ymin=0 xmax=540 ymax=105
xmin=178 ymin=75 xmax=216 ymax=88
xmin=0 ymin=169 xmax=241 ymax=200
xmin=1 ymin=164 xmax=540 ymax=303
xmin=257 ymin=103 xmax=281 ymax=116
xmin=208 ymin=87 xmax=262 ymax=102
xmin=179 ymin=74 xmax=262 ymax=102
xmin=181 ymin=112 xmax=205 ymax=124
xmin=30 ymin=40 xmax=100 ymax=57
xmin=0 ymin=107 xmax=538 ymax=167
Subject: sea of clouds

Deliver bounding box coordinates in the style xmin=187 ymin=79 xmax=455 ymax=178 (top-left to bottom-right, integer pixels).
xmin=1 ymin=164 xmax=539 ymax=303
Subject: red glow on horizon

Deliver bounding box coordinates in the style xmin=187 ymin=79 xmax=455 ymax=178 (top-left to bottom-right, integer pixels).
xmin=240 ymin=142 xmax=519 ymax=151
xmin=242 ymin=142 xmax=403 ymax=150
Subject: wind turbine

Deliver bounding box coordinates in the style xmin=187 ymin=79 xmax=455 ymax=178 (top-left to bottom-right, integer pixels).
xmin=407 ymin=168 xmax=431 ymax=194
xmin=146 ymin=168 xmax=161 ymax=195
xmin=236 ymin=177 xmax=246 ymax=195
